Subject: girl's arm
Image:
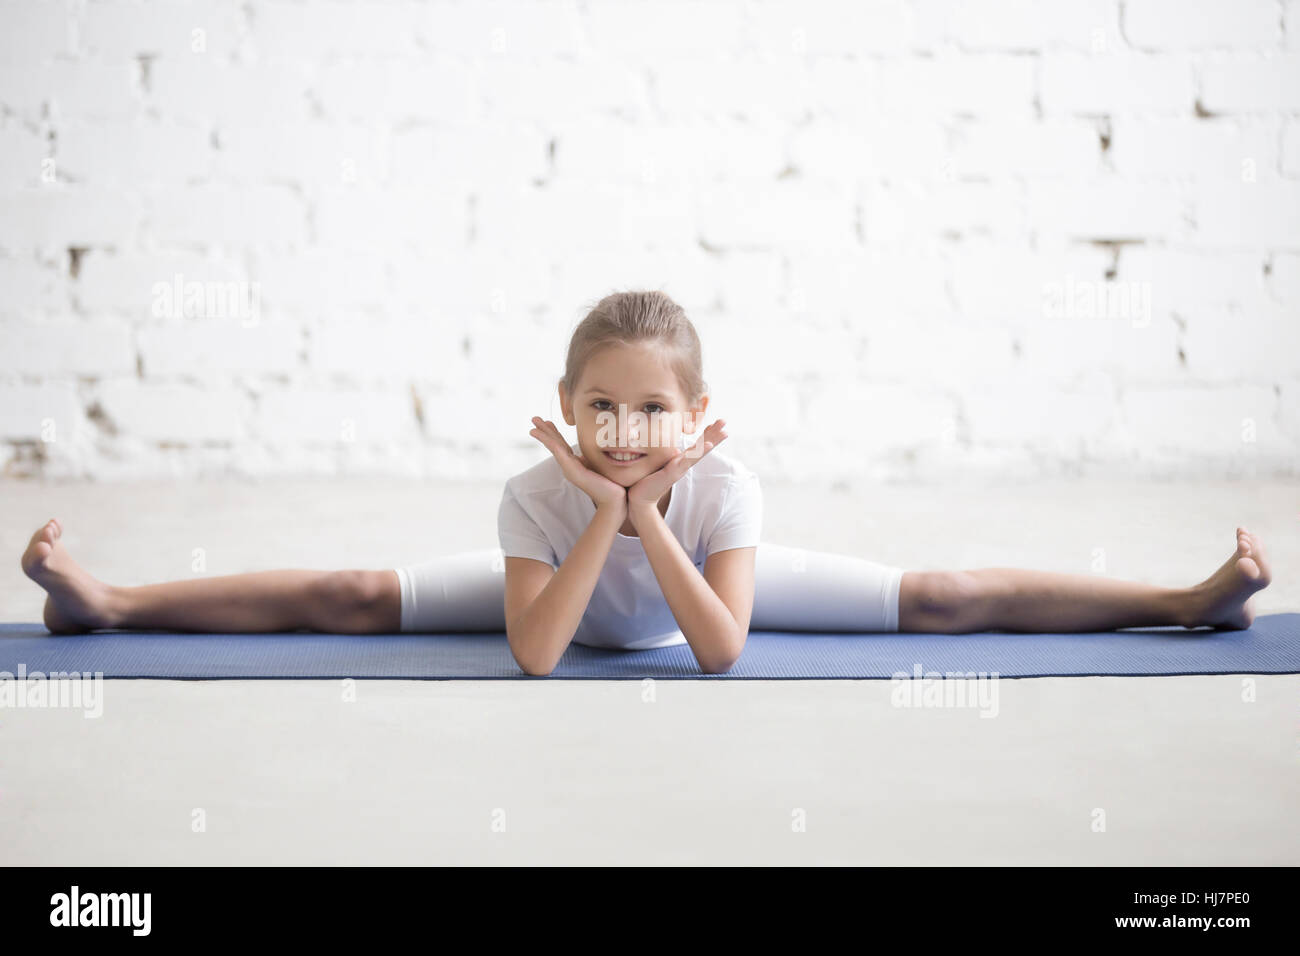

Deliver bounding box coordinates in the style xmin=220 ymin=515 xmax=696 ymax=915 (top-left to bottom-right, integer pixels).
xmin=504 ymin=498 xmax=626 ymax=676
xmin=506 ymin=416 xmax=632 ymax=676
xmin=630 ymin=501 xmax=754 ymax=673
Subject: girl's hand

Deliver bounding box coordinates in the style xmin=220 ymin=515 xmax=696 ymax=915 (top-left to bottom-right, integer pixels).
xmin=529 ymin=416 xmax=628 ymax=512
xmin=627 ymin=418 xmax=728 ymax=518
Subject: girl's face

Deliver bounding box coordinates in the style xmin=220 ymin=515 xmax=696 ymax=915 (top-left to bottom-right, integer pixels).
xmin=559 ymin=341 xmax=708 ymax=486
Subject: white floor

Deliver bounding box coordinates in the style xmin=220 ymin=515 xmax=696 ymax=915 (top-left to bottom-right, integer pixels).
xmin=1 ymin=477 xmax=1296 ymax=865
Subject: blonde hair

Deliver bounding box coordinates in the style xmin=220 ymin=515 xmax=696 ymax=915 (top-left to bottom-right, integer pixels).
xmin=561 ymin=290 xmax=706 ymax=407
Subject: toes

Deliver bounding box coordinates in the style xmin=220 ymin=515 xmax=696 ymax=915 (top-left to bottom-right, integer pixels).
xmin=1236 ymin=555 xmax=1262 ymax=581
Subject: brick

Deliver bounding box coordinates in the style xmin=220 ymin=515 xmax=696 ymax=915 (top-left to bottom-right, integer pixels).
xmin=418 ymin=379 xmax=538 ymax=445
xmin=217 ymin=124 xmax=387 ymax=185
xmin=1181 ymin=304 xmax=1300 ymax=380
xmin=586 ymin=0 xmax=744 ymax=55
xmin=1019 ymin=312 xmax=1181 ymax=380
xmin=251 ymin=250 xmax=387 ymax=312
xmin=930 ymin=0 xmax=1124 ymax=54
xmin=1122 ymin=385 xmax=1285 ymax=458
xmin=549 ymin=248 xmax=716 ymax=319
xmin=391 ymin=125 xmax=548 ymax=186
xmin=697 ymin=181 xmax=855 ymax=248
xmin=138 ymin=317 xmax=301 ymax=378
xmin=1193 ymin=182 xmax=1300 ymax=246
xmin=787 ymin=246 xmax=952 ymax=321
xmin=1108 ymin=117 xmax=1279 ymax=181
xmin=552 ymin=120 xmax=785 ymax=184
xmin=1025 ymin=179 xmax=1188 ymax=241
xmin=77 ymin=251 xmax=245 ymax=312
xmin=424 ymin=0 xmax=586 ymax=56
xmin=78 ymin=0 xmax=242 ymax=57
xmin=874 ymin=55 xmax=1036 ymax=117
xmin=0 ymin=255 xmax=64 ymax=313
xmin=865 ymin=180 xmax=1030 ymax=243
xmin=804 ymin=380 xmax=958 ymax=457
xmin=1199 ymin=54 xmax=1300 ymax=112
xmin=963 ymin=371 xmax=1119 ymax=449
xmin=0 ymin=126 xmax=49 ymax=187
xmin=0 ymin=382 xmax=83 ymax=442
xmin=145 ymin=185 xmax=307 ymax=245
xmin=947 ymin=118 xmax=1102 ymax=179
xmin=250 ymin=0 xmax=423 ymax=58
xmin=482 ymin=59 xmax=648 ymax=122
xmin=1283 ymin=120 xmax=1300 ymax=174
xmin=477 ymin=182 xmax=693 ymax=251
xmin=653 ymin=55 xmax=810 ymax=121
xmin=46 ymin=60 xmax=141 ymax=120
xmin=59 ymin=122 xmax=211 ymax=184
xmin=950 ymin=241 xmax=1113 ymax=320
xmin=0 ymin=188 xmax=141 ymax=249
xmin=0 ymin=316 xmax=134 ymax=375
xmin=96 ymin=380 xmax=247 ymax=442
xmin=314 ymin=61 xmax=480 ymax=124
xmin=1125 ymin=0 xmax=1281 ymax=51
xmin=863 ymin=315 xmax=1020 ymax=383
xmin=253 ymin=386 xmax=416 ymax=444
xmin=315 ymin=187 xmax=468 ymax=248
xmin=790 ymin=120 xmax=947 ymax=181
xmin=148 ymin=59 xmax=312 ymax=124
xmin=1117 ymin=247 xmax=1271 ymax=313
xmin=748 ymin=0 xmax=913 ymax=55
xmin=1041 ymin=53 xmax=1193 ymax=114
xmin=389 ymin=249 xmax=553 ymax=313
xmin=1267 ymin=253 xmax=1300 ymax=304
xmin=310 ymin=316 xmax=462 ymax=380
xmin=0 ymin=0 xmax=74 ymax=67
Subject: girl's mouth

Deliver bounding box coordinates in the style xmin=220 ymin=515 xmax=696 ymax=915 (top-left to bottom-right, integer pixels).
xmin=603 ymin=449 xmax=647 ymax=465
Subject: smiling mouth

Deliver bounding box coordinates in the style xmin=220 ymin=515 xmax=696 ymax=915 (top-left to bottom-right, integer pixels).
xmin=603 ymin=450 xmax=646 ymax=464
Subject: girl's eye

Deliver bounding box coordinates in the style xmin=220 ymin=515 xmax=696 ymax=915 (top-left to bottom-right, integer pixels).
xmin=592 ymin=401 xmax=666 ymax=414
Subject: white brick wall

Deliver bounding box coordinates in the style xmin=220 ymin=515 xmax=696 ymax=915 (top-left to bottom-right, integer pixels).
xmin=0 ymin=0 xmax=1296 ymax=482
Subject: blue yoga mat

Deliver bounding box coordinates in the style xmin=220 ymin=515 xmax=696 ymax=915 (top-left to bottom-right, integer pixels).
xmin=0 ymin=615 xmax=1296 ymax=679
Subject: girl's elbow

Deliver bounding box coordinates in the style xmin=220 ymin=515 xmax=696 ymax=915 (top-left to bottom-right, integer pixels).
xmin=699 ymin=635 xmax=744 ymax=674
xmin=699 ymin=658 xmax=738 ymax=675
xmin=507 ymin=630 xmax=556 ymax=677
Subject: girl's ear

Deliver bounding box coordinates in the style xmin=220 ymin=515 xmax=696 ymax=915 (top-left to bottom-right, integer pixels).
xmin=684 ymin=394 xmax=709 ymax=433
xmin=557 ymin=381 xmax=575 ymax=426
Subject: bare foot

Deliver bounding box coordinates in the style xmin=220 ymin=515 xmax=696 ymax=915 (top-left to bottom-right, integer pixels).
xmin=20 ymin=519 xmax=118 ymax=634
xmin=1186 ymin=528 xmax=1272 ymax=630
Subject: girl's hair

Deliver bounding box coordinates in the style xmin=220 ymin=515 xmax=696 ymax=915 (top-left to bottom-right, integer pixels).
xmin=562 ymin=290 xmax=707 ymax=406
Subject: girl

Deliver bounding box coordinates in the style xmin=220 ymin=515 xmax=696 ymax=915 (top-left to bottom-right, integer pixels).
xmin=20 ymin=291 xmax=1272 ymax=676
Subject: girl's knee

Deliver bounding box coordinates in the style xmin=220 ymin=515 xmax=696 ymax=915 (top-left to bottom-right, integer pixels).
xmin=313 ymin=570 xmax=397 ymax=629
xmin=900 ymin=570 xmax=982 ymax=632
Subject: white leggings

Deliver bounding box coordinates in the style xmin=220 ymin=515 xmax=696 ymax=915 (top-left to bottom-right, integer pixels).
xmin=393 ymin=542 xmax=906 ymax=634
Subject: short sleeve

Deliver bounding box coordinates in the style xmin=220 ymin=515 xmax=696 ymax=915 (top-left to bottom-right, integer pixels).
xmin=497 ymin=483 xmax=558 ymax=568
xmin=706 ymin=471 xmax=763 ymax=556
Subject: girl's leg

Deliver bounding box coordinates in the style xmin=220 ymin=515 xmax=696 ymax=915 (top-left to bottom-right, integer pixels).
xmin=751 ymin=542 xmax=905 ymax=632
xmin=22 ymin=518 xmax=399 ymax=634
xmin=898 ymin=528 xmax=1272 ymax=633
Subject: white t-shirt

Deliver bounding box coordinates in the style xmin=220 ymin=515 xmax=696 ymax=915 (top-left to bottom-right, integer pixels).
xmin=497 ymin=439 xmax=763 ymax=650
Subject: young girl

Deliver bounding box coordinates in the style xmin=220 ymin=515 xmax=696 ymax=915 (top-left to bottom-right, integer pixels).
xmin=20 ymin=291 xmax=1273 ymax=675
